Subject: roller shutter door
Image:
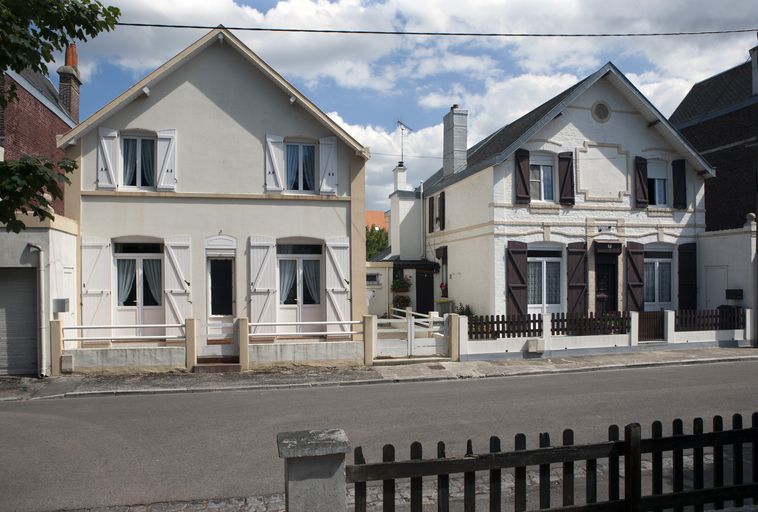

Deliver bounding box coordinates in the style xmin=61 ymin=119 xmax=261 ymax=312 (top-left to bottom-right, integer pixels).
xmin=0 ymin=268 xmax=38 ymax=375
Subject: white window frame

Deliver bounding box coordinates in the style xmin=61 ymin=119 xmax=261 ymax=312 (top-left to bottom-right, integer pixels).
xmin=529 ymin=154 xmax=555 ymax=202
xmin=644 ymin=258 xmax=673 ymax=311
xmin=121 ymin=135 xmax=157 ymax=189
xmin=647 ymin=159 xmax=669 ymax=207
xmin=366 ymin=273 xmax=382 ymax=288
xmin=527 ymin=256 xmax=563 ymax=315
xmin=285 ymin=142 xmax=318 ymax=193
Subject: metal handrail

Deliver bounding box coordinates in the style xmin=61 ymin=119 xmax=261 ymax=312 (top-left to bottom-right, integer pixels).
xmin=63 ymin=324 xmax=183 ymax=331
xmin=67 ymin=335 xmax=186 ymax=342
xmin=250 ymin=331 xmax=358 ymax=338
xmin=249 ymin=320 xmax=362 ymax=327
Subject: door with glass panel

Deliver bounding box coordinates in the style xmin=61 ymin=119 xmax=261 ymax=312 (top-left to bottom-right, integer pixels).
xmin=277 ymin=244 xmax=323 ymax=334
xmin=527 ymin=257 xmax=563 ymax=316
xmin=115 ymin=246 xmax=164 ymax=337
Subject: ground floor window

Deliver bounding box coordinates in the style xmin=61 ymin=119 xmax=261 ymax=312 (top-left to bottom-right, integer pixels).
xmin=209 ymin=258 xmax=234 ymax=316
xmin=644 ymin=252 xmax=672 ymax=309
xmin=527 ymin=251 xmax=561 ymax=313
xmin=115 ymin=248 xmax=162 ymax=308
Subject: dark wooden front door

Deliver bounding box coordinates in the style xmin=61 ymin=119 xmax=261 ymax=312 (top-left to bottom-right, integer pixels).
xmin=415 ymin=270 xmax=434 ymax=314
xmin=595 ymin=255 xmax=618 ymax=314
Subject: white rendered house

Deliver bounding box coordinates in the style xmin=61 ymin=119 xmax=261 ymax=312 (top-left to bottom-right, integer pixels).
xmin=56 ymin=28 xmax=369 ymax=366
xmin=387 ymin=63 xmax=734 ymax=318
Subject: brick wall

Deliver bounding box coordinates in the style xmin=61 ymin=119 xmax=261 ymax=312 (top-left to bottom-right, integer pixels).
xmin=1 ymin=74 xmax=72 ymax=215
xmin=679 ymin=104 xmax=758 ymax=231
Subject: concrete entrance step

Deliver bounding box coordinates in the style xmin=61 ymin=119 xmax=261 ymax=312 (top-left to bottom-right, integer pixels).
xmin=193 ymin=363 xmax=242 ymax=374
xmin=373 ymin=357 xmax=451 ymax=366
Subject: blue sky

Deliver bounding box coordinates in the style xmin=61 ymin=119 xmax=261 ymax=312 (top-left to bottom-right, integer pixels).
xmin=53 ymin=0 xmax=758 ymax=210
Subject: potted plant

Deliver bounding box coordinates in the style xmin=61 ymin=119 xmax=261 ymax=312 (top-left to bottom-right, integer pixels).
xmin=391 ymin=275 xmax=412 ymax=293
xmin=393 ymin=294 xmax=411 ymax=309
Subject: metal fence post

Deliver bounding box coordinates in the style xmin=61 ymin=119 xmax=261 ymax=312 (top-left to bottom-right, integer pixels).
xmin=624 ymin=423 xmax=642 ymax=511
xmin=236 ymin=317 xmax=250 ymax=370
xmin=185 ymin=318 xmax=197 ymax=371
xmin=50 ymin=319 xmax=63 ymax=377
xmin=277 ymin=429 xmax=350 ymax=512
xmin=363 ymin=315 xmax=377 ymax=366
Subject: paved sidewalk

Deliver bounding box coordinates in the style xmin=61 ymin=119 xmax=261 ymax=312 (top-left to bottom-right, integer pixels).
xmin=1 ymin=347 xmax=757 ymax=402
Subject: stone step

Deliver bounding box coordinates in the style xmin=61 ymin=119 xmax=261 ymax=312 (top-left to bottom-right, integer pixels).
xmin=193 ymin=363 xmax=242 ymax=373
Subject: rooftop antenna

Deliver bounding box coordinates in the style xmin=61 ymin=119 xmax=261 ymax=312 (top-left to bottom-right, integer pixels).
xmin=396 ymin=120 xmax=413 ymax=165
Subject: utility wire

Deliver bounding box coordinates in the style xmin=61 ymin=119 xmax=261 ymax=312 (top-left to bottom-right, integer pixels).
xmin=115 ymin=22 xmax=758 ymax=38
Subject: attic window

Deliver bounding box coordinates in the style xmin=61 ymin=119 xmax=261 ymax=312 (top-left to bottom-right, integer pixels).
xmin=592 ymin=101 xmax=611 ymax=123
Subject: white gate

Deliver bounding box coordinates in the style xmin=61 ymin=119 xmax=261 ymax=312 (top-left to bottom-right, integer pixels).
xmin=375 ymin=308 xmax=449 ymax=359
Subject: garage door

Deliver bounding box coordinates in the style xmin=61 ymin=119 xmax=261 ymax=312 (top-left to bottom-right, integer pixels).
xmin=0 ymin=268 xmax=38 ymax=375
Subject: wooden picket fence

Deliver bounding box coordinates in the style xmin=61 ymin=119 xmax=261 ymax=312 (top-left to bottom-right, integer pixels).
xmin=551 ymin=311 xmax=631 ymax=336
xmin=347 ymin=412 xmax=758 ymax=512
xmin=468 ymin=314 xmax=542 ymax=340
xmin=676 ymin=308 xmax=745 ymax=332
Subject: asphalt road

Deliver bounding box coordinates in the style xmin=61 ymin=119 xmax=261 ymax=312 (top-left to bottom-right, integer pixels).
xmin=2 ymin=361 xmax=758 ymax=512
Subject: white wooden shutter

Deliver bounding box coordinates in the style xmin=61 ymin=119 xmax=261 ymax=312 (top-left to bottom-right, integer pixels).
xmin=265 ymin=135 xmax=284 ymax=192
xmin=156 ymin=129 xmax=177 ymax=191
xmin=164 ymin=236 xmax=192 ymax=337
xmin=319 ymin=136 xmax=338 ymax=195
xmin=325 ymin=237 xmax=351 ymax=332
xmin=97 ymin=127 xmax=118 ymax=189
xmin=81 ymin=236 xmax=112 ymax=338
xmin=249 ymin=236 xmax=277 ymax=334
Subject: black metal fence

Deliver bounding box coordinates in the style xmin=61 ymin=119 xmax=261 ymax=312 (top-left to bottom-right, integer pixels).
xmin=347 ymin=412 xmax=758 ymax=512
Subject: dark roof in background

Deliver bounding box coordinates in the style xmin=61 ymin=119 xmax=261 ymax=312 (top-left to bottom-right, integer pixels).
xmin=670 ymin=61 xmax=752 ymax=127
xmin=369 ymin=247 xmax=391 ymax=262
xmin=17 ymin=69 xmax=64 ymax=110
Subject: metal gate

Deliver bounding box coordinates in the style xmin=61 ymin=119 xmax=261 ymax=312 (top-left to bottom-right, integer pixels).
xmin=638 ymin=310 xmax=664 ymax=341
xmin=375 ymin=308 xmax=448 ymax=359
xmin=0 ymin=268 xmax=38 ymax=375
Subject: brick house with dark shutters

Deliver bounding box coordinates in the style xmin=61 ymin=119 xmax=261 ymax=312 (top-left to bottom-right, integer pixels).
xmin=670 ymin=38 xmax=758 ymax=232
xmin=0 ymin=46 xmax=80 ymax=376
xmin=381 ymin=62 xmax=715 ymax=319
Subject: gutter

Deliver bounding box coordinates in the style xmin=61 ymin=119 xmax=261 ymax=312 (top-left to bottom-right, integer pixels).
xmin=27 ymin=244 xmax=49 ymax=377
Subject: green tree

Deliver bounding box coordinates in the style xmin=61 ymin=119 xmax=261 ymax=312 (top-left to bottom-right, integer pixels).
xmin=366 ymin=225 xmax=389 ymax=260
xmin=0 ymin=0 xmax=120 ymax=232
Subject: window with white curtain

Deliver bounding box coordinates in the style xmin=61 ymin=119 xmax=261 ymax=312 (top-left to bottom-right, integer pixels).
xmin=644 ymin=253 xmax=673 ymax=309
xmin=122 ymin=136 xmax=156 ymax=188
xmin=285 ymin=143 xmax=316 ymax=192
xmin=528 ymin=256 xmax=561 ymax=310
xmin=115 ymin=252 xmax=162 ymax=308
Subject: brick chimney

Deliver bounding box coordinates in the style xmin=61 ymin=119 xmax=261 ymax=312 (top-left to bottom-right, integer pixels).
xmin=442 ymin=104 xmax=468 ymax=177
xmin=57 ymin=44 xmax=81 ymax=122
xmin=751 ymin=33 xmax=757 ymax=96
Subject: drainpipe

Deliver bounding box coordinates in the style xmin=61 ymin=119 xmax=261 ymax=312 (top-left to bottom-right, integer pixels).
xmin=420 ymin=180 xmax=425 ymax=260
xmin=27 ymin=244 xmax=49 ymax=377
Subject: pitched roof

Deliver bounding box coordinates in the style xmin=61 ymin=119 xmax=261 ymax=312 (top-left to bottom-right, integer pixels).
xmin=56 ymin=27 xmax=369 ymax=158
xmin=423 ymin=62 xmax=714 ymax=196
xmin=670 ymin=61 xmax=754 ymax=127
xmin=4 ymin=69 xmax=76 ymax=127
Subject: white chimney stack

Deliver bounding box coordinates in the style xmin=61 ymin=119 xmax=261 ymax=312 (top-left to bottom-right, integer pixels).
xmin=393 ymin=161 xmax=411 ymax=191
xmin=443 ymin=104 xmax=468 ymax=177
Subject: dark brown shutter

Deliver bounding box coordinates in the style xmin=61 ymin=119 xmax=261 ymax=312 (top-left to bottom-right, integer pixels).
xmin=439 ymin=191 xmax=446 ymax=230
xmin=678 ymin=243 xmax=697 ymax=310
xmin=625 ymin=241 xmax=644 ymax=311
xmin=672 ymin=159 xmax=686 ymax=209
xmin=566 ymin=242 xmax=587 ymax=315
xmin=506 ymin=241 xmax=528 ymax=317
xmin=514 ymin=149 xmax=531 ymax=204
xmin=558 ymin=152 xmax=575 ymax=205
xmin=634 ymin=156 xmax=649 ymax=208
xmin=428 ymin=196 xmax=434 ymax=233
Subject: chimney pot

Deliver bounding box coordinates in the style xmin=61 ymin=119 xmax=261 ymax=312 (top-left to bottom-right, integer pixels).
xmin=65 ymin=43 xmax=78 ymax=68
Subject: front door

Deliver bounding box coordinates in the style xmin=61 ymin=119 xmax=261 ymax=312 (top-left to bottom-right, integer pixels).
xmin=595 ymin=255 xmax=618 ymax=313
xmin=115 ymin=254 xmax=164 ymax=337
xmin=415 ymin=270 xmax=434 ymax=314
xmin=278 ymin=256 xmax=323 ymax=334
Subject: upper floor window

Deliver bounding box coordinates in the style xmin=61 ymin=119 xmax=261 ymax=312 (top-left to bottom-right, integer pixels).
xmin=122 ymin=136 xmax=156 ymax=188
xmin=529 ymin=161 xmax=554 ymax=201
xmin=647 ymin=160 xmax=668 ymax=206
xmin=285 ymin=143 xmax=316 ymax=192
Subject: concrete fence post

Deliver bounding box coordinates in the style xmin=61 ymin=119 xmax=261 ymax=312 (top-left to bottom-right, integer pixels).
xmin=236 ymin=317 xmax=250 ymax=370
xmin=542 ymin=314 xmax=552 ymax=352
xmin=363 ymin=315 xmax=377 ymax=366
xmin=277 ymin=429 xmax=351 ymax=512
xmin=744 ymin=308 xmax=754 ymax=347
xmin=459 ymin=315 xmax=469 ymax=359
xmin=448 ymin=313 xmax=460 ymax=361
xmin=185 ymin=318 xmax=197 ymax=371
xmin=50 ymin=319 xmax=63 ymax=377
xmin=664 ymin=310 xmax=676 ymax=343
xmin=629 ymin=311 xmax=639 ymax=347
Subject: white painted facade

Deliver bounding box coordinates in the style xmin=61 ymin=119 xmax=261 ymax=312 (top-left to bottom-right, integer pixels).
xmin=396 ymin=67 xmax=718 ymax=317
xmin=58 ymin=28 xmax=368 ymax=361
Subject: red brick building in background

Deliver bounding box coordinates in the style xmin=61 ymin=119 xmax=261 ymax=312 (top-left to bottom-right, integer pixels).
xmin=0 ymin=45 xmax=80 ymax=215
